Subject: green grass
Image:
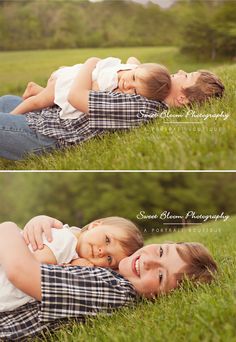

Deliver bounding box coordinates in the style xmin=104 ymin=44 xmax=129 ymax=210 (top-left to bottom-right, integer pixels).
xmin=37 ymin=216 xmax=236 ymax=342
xmin=0 ymin=47 xmax=235 ymax=170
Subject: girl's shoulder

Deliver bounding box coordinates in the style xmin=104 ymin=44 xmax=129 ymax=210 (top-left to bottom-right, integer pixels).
xmin=95 ymin=57 xmax=121 ymax=72
xmin=42 ymin=226 xmax=79 ymax=264
xmin=63 ymin=224 xmax=81 ymax=233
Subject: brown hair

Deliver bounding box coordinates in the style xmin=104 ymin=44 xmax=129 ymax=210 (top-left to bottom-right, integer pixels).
xmin=175 ymin=242 xmax=218 ymax=284
xmin=138 ymin=63 xmax=171 ymax=101
xmin=182 ymin=70 xmax=225 ymax=105
xmin=81 ymin=216 xmax=144 ymax=256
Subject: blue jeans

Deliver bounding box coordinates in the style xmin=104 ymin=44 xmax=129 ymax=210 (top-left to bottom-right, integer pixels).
xmin=0 ymin=95 xmax=58 ymax=160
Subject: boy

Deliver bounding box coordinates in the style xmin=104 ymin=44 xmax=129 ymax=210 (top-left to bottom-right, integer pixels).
xmin=165 ymin=69 xmax=224 ymax=107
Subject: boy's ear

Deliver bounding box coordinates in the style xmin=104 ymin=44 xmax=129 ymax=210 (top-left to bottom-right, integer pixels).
xmin=88 ymin=220 xmax=103 ymax=230
xmin=177 ymin=94 xmax=189 ymax=106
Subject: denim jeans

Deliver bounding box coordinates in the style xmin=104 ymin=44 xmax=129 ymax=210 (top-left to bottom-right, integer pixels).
xmin=0 ymin=95 xmax=58 ymax=160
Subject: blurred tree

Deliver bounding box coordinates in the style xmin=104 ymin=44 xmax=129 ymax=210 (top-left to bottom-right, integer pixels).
xmin=213 ymin=1 xmax=236 ymax=58
xmin=0 ymin=0 xmax=182 ymax=50
xmin=0 ymin=173 xmax=235 ymax=235
xmin=180 ymin=0 xmax=236 ymax=60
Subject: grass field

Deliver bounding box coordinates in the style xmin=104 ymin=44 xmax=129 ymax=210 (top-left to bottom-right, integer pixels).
xmin=38 ymin=216 xmax=236 ymax=342
xmin=0 ymin=47 xmax=235 ymax=170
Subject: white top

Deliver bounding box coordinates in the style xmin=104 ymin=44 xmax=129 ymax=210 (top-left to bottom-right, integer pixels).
xmin=0 ymin=226 xmax=79 ymax=312
xmin=53 ymin=57 xmax=137 ymax=119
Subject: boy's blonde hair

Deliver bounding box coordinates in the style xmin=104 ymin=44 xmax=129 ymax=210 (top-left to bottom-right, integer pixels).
xmin=138 ymin=63 xmax=171 ymax=101
xmin=82 ymin=216 xmax=144 ymax=256
xmin=175 ymin=242 xmax=218 ymax=284
xmin=182 ymin=70 xmax=225 ymax=105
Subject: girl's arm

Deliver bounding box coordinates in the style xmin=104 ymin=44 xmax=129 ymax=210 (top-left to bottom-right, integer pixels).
xmin=32 ymin=246 xmax=57 ymax=264
xmin=66 ymin=258 xmax=94 ymax=267
xmin=68 ymin=57 xmax=101 ymax=114
xmin=23 ymin=215 xmax=62 ymax=265
xmin=23 ymin=215 xmax=63 ymax=250
xmin=0 ymin=222 xmax=42 ymax=301
xmin=126 ymin=57 xmax=141 ymax=65
xmin=23 ymin=216 xmax=77 ymax=266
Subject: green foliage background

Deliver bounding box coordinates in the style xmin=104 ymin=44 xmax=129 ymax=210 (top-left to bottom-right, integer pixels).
xmin=0 ymin=172 xmax=235 ymax=234
xmin=0 ymin=46 xmax=235 ymax=171
xmin=0 ymin=0 xmax=235 ymax=59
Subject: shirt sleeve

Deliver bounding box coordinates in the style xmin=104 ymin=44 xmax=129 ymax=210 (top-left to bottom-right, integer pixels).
xmin=88 ymin=90 xmax=167 ymax=129
xmin=93 ymin=57 xmax=121 ymax=80
xmin=41 ymin=228 xmax=78 ymax=264
xmin=93 ymin=57 xmax=122 ymax=92
xmin=39 ymin=265 xmax=136 ymax=323
xmin=95 ymin=59 xmax=138 ymax=92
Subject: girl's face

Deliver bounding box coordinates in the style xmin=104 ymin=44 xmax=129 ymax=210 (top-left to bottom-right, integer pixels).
xmin=118 ymin=243 xmax=186 ymax=297
xmin=117 ymin=68 xmax=146 ymax=97
xmin=77 ymin=224 xmax=127 ymax=269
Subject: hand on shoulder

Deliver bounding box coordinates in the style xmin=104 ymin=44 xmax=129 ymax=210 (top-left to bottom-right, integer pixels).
xmin=23 ymin=215 xmax=63 ymax=251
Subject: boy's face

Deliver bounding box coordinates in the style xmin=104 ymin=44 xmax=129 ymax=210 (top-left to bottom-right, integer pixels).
xmin=165 ymin=70 xmax=200 ymax=107
xmin=77 ymin=224 xmax=127 ymax=269
xmin=118 ymin=244 xmax=186 ymax=297
xmin=117 ymin=68 xmax=146 ymax=97
xmin=171 ymin=70 xmax=200 ymax=88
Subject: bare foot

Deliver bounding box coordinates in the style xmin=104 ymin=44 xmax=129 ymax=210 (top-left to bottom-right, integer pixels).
xmin=22 ymin=82 xmax=44 ymax=99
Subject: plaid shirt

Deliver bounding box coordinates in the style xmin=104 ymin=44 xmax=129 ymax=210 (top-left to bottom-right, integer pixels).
xmin=25 ymin=91 xmax=167 ymax=147
xmin=0 ymin=265 xmax=137 ymax=340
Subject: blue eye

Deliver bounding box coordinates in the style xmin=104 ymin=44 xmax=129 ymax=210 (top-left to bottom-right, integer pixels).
xmin=159 ymin=271 xmax=163 ymax=283
xmin=107 ymin=255 xmax=112 ymax=264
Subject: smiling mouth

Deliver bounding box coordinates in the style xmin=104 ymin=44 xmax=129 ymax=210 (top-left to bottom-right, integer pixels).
xmin=132 ymin=256 xmax=140 ymax=277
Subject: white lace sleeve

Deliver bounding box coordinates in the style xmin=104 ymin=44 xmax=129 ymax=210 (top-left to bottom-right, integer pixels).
xmin=41 ymin=228 xmax=79 ymax=264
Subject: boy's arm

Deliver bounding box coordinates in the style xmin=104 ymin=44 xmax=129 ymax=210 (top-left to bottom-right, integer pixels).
xmin=0 ymin=222 xmax=42 ymax=301
xmin=126 ymin=57 xmax=141 ymax=65
xmin=68 ymin=57 xmax=101 ymax=114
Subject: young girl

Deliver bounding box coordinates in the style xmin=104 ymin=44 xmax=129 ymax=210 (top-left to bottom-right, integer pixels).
xmin=10 ymin=56 xmax=171 ymax=118
xmin=0 ymin=216 xmax=143 ymax=312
